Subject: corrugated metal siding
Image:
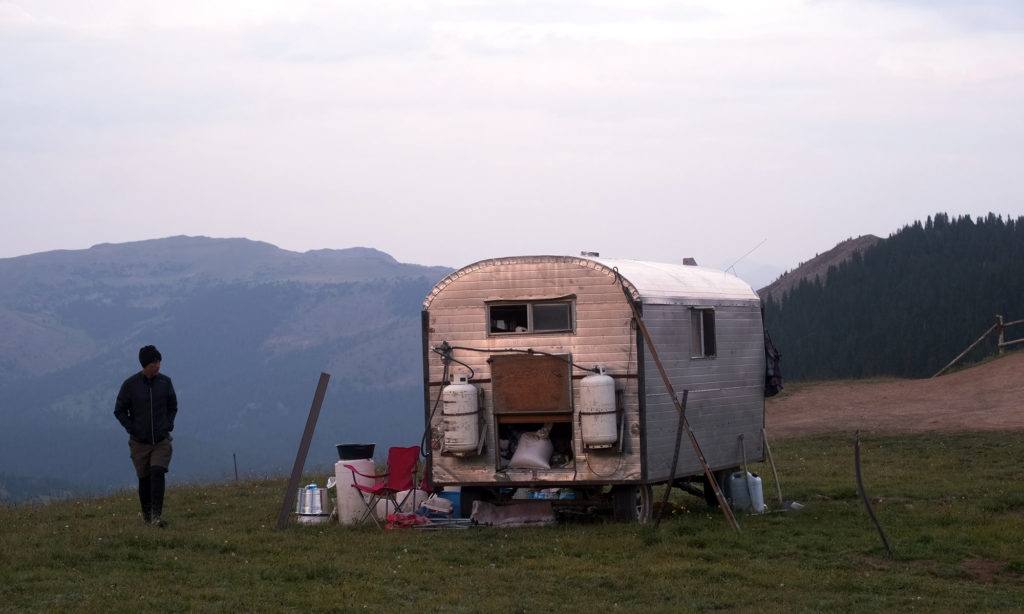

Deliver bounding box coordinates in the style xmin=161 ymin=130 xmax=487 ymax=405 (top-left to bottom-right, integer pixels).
xmin=424 ymin=259 xmax=643 ymax=485
xmin=641 ymin=303 xmax=766 ymax=481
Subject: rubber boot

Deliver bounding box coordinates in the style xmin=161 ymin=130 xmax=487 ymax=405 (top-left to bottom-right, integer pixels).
xmin=138 ymin=474 xmax=152 ymax=523
xmin=150 ymin=468 xmax=167 ymax=527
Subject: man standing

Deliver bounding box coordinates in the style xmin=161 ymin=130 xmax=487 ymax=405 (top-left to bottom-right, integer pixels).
xmin=114 ymin=345 xmax=178 ymax=527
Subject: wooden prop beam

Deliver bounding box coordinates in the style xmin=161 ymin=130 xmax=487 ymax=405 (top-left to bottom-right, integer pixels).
xmin=277 ymin=372 xmax=331 ymax=530
xmin=655 ymin=390 xmax=688 ymax=527
xmin=615 ymin=275 xmax=740 ymax=531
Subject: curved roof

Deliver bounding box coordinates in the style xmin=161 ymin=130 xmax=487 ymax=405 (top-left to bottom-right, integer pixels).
xmin=424 ymin=255 xmax=759 ymax=308
xmin=589 ymin=257 xmax=759 ymax=304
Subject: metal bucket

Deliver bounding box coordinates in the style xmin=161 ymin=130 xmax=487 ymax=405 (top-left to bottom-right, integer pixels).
xmin=296 ymin=485 xmax=330 ymax=515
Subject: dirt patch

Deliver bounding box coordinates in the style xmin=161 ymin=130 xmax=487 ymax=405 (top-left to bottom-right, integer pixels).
xmin=766 ymin=351 xmax=1024 ymax=439
xmin=960 ymin=556 xmax=1017 ymax=584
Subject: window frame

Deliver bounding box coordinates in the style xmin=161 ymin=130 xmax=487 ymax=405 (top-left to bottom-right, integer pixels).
xmin=486 ymin=298 xmax=576 ymax=336
xmin=690 ymin=307 xmax=717 ymax=359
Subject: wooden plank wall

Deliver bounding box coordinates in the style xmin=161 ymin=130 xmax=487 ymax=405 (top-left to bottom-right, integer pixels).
xmin=424 ymin=258 xmax=643 ymax=485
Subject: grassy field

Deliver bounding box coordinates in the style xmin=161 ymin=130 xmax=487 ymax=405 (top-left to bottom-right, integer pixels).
xmin=2 ymin=431 xmax=1023 ymax=613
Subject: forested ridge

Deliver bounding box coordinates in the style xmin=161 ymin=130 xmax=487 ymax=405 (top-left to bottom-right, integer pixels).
xmin=763 ymin=213 xmax=1024 ymax=381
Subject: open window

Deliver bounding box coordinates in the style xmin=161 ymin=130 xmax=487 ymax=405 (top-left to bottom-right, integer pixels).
xmin=488 ymin=299 xmax=574 ymax=335
xmin=690 ymin=308 xmax=716 ymax=358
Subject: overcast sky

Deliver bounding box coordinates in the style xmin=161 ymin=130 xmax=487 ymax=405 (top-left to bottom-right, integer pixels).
xmin=2 ymin=0 xmax=1023 ymax=287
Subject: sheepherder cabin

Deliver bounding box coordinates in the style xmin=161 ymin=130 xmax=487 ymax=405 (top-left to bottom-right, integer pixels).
xmin=421 ymin=255 xmax=769 ymax=521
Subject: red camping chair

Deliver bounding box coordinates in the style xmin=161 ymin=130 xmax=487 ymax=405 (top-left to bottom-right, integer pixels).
xmin=344 ymin=446 xmax=421 ymax=527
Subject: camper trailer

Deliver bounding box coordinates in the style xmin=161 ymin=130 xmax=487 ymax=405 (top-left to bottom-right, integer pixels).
xmin=421 ymin=255 xmax=769 ymax=521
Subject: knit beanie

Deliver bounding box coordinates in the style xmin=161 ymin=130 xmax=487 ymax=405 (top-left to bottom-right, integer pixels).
xmin=139 ymin=345 xmax=162 ymax=367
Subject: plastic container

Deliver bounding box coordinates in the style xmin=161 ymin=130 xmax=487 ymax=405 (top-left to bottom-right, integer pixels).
xmin=729 ymin=471 xmax=767 ymax=513
xmin=438 ymin=488 xmax=461 ymax=518
xmin=335 ymin=458 xmax=375 ymax=525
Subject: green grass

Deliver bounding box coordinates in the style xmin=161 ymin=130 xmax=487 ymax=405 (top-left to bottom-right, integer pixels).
xmin=2 ymin=432 xmax=1023 ymax=613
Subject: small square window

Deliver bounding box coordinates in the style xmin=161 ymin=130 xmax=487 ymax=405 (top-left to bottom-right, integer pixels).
xmin=532 ymin=303 xmax=571 ymax=332
xmin=490 ymin=304 xmax=528 ymax=333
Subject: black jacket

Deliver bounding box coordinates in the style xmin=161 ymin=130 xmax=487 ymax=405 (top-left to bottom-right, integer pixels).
xmin=114 ymin=372 xmax=178 ymax=444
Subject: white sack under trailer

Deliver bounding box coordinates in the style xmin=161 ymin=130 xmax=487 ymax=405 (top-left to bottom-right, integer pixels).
xmin=421 ymin=255 xmax=767 ymax=521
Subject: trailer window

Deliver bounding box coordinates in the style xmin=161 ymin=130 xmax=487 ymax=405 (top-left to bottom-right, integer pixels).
xmin=690 ymin=308 xmax=716 ymax=358
xmin=488 ymin=301 xmax=573 ymax=334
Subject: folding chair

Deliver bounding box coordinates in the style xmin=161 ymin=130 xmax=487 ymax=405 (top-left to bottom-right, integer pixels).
xmin=344 ymin=446 xmax=420 ymax=527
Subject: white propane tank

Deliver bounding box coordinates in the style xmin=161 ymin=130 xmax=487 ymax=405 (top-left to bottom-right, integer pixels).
xmin=442 ymin=373 xmax=480 ymax=454
xmin=729 ymin=471 xmax=768 ymax=513
xmin=579 ymin=365 xmax=617 ymax=448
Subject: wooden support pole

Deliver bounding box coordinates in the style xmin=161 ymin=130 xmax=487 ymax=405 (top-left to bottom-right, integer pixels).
xmin=762 ymin=428 xmax=783 ymax=506
xmin=855 ymin=430 xmax=893 ymax=557
xmin=932 ymin=320 xmax=1000 ymax=378
xmin=656 ymin=390 xmax=688 ymax=527
xmin=277 ymin=372 xmax=331 ymax=530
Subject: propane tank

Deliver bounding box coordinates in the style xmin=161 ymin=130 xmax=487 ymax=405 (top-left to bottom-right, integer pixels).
xmin=579 ymin=364 xmax=617 ymax=448
xmin=442 ymin=373 xmax=480 ymax=455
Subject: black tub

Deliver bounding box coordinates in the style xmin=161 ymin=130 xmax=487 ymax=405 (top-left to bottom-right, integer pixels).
xmin=336 ymin=443 xmax=375 ymax=460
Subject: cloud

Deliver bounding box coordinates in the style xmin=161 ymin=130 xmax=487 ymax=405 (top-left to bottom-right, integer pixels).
xmin=1 ymin=0 xmax=1023 ymax=279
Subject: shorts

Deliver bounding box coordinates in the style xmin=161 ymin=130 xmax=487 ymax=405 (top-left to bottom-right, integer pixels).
xmin=129 ymin=436 xmax=173 ymax=478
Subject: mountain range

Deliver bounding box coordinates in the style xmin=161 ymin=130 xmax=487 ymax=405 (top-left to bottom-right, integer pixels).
xmin=0 ymin=236 xmax=451 ymax=503
xmin=5 ymin=216 xmax=1020 ymax=503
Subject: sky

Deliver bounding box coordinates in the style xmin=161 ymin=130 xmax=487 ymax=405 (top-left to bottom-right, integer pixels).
xmin=2 ymin=0 xmax=1023 ymax=288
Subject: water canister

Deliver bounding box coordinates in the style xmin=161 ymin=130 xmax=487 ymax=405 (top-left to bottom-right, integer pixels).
xmin=729 ymin=471 xmax=768 ymax=513
xmin=579 ymin=365 xmax=617 ymax=448
xmin=442 ymin=373 xmax=480 ymax=454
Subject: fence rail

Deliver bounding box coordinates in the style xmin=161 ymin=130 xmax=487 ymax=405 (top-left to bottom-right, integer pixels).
xmin=933 ymin=314 xmax=1024 ymax=378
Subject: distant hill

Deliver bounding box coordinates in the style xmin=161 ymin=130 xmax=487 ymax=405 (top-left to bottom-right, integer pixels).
xmin=758 ymin=235 xmax=880 ymax=303
xmin=0 ymin=237 xmax=452 ymax=503
xmin=763 ymin=213 xmax=1024 ymax=381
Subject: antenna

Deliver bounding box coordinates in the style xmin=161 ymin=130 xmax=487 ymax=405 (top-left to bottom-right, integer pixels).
xmin=725 ymin=238 xmax=766 ymax=276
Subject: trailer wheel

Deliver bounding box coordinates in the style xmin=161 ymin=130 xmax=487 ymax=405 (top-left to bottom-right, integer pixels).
xmin=612 ymin=484 xmax=653 ymax=523
xmin=703 ymin=468 xmax=737 ymax=508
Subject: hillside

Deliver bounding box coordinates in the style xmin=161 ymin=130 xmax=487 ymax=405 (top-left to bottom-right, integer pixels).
xmin=0 ymin=237 xmax=453 ymax=503
xmin=757 ymin=235 xmax=880 ymax=302
xmin=766 ymin=350 xmax=1024 ymax=438
xmin=762 ymin=213 xmax=1024 ymax=380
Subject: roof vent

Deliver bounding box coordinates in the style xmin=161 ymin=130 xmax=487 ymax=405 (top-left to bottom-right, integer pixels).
xmin=580 ymin=251 xmax=600 ymax=257
xmin=683 ymin=258 xmax=698 ymax=266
